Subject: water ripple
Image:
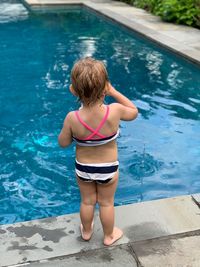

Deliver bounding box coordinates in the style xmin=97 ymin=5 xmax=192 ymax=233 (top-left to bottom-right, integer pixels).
xmin=128 ymin=152 xmax=164 ymax=179
xmin=152 ymin=95 xmax=197 ymax=113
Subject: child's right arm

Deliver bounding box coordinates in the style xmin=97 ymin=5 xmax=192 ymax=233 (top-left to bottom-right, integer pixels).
xmin=58 ymin=112 xmax=73 ymax=148
xmin=106 ymin=83 xmax=138 ymax=121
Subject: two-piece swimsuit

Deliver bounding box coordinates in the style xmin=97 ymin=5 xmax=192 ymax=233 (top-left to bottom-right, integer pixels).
xmin=72 ymin=105 xmax=119 ymax=184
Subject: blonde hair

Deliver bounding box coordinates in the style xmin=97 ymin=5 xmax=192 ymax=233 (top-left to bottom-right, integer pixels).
xmin=71 ymin=57 xmax=109 ymax=105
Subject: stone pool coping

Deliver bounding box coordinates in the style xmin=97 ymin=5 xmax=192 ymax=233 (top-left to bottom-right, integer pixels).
xmin=0 ymin=194 xmax=200 ymax=266
xmin=22 ymin=0 xmax=200 ymax=66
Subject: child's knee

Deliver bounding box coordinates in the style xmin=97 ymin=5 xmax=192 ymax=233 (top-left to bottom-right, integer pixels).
xmin=97 ymin=196 xmax=114 ymax=207
xmin=82 ymin=195 xmax=97 ymax=206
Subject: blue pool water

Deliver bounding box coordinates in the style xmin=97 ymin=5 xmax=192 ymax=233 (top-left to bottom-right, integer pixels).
xmin=0 ymin=2 xmax=200 ymax=225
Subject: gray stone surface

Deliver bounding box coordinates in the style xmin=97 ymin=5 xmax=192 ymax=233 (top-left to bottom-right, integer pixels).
xmin=116 ymin=195 xmax=200 ymax=242
xmin=192 ymin=194 xmax=200 ymax=207
xmin=0 ymin=213 xmax=103 ymax=266
xmin=27 ymin=245 xmax=138 ymax=267
xmin=0 ymin=195 xmax=200 ymax=266
xmin=131 ymin=234 xmax=200 ymax=267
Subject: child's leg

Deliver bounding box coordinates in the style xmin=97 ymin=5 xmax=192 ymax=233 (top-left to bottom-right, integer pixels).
xmin=77 ymin=177 xmax=97 ymax=240
xmin=97 ymin=171 xmax=123 ymax=246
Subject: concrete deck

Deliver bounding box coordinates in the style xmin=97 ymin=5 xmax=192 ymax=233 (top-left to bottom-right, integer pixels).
xmin=22 ymin=0 xmax=200 ymax=65
xmin=0 ymin=195 xmax=200 ymax=266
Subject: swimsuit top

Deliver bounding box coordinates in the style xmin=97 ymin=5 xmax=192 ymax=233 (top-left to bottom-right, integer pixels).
xmin=72 ymin=105 xmax=119 ymax=147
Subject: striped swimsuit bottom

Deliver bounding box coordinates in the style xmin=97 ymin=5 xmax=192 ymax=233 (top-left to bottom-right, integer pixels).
xmin=75 ymin=159 xmax=119 ymax=184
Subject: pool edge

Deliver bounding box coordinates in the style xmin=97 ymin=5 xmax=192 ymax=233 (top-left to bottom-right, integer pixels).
xmin=21 ymin=0 xmax=200 ymax=66
xmin=0 ymin=194 xmax=200 ymax=266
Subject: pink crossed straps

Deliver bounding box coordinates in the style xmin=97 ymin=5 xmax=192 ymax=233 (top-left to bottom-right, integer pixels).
xmin=75 ymin=106 xmax=109 ymax=140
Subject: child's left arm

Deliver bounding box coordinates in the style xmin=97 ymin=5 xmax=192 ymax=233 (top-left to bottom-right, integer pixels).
xmin=58 ymin=113 xmax=73 ymax=148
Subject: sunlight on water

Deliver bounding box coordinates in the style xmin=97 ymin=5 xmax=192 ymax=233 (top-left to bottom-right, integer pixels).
xmin=0 ymin=3 xmax=28 ymax=23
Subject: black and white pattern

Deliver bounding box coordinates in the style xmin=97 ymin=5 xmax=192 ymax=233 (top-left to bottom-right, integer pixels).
xmin=75 ymin=160 xmax=119 ymax=181
xmin=73 ymin=129 xmax=120 ymax=147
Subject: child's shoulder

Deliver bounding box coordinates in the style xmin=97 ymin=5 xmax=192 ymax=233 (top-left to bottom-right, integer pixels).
xmin=109 ymin=103 xmax=120 ymax=109
xmin=108 ymin=103 xmax=122 ymax=120
xmin=66 ymin=110 xmax=74 ymax=118
xmin=64 ymin=111 xmax=75 ymax=125
xmin=109 ymin=103 xmax=122 ymax=113
xmin=109 ymin=103 xmax=138 ymax=121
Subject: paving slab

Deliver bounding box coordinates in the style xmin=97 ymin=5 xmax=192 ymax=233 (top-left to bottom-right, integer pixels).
xmin=116 ymin=195 xmax=200 ymax=242
xmin=131 ymin=234 xmax=200 ymax=267
xmin=0 ymin=195 xmax=200 ymax=266
xmin=27 ymin=244 xmax=138 ymax=267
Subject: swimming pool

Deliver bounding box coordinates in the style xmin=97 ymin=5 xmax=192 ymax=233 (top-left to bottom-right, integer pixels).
xmin=0 ymin=1 xmax=200 ymax=225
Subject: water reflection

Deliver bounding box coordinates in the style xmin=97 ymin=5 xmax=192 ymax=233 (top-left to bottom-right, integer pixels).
xmin=78 ymin=37 xmax=97 ymax=58
xmin=0 ymin=2 xmax=28 ymax=23
xmin=146 ymin=51 xmax=163 ymax=81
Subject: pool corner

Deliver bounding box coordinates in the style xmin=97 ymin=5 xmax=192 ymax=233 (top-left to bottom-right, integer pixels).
xmin=22 ymin=0 xmax=200 ymax=66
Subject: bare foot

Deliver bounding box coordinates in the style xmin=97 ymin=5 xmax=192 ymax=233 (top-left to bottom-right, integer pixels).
xmin=103 ymin=227 xmax=123 ymax=246
xmin=80 ymin=221 xmax=94 ymax=241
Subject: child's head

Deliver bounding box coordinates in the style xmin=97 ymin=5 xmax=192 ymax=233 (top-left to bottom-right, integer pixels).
xmin=71 ymin=57 xmax=109 ymax=106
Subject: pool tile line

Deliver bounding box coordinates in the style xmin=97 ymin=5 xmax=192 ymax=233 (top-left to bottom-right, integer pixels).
xmin=23 ymin=0 xmax=200 ymax=65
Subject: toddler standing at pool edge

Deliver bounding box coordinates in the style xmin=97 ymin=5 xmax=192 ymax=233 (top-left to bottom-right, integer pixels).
xmin=58 ymin=57 xmax=138 ymax=246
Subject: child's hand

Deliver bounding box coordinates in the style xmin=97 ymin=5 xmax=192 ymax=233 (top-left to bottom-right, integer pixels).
xmin=106 ymin=83 xmax=117 ymax=96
